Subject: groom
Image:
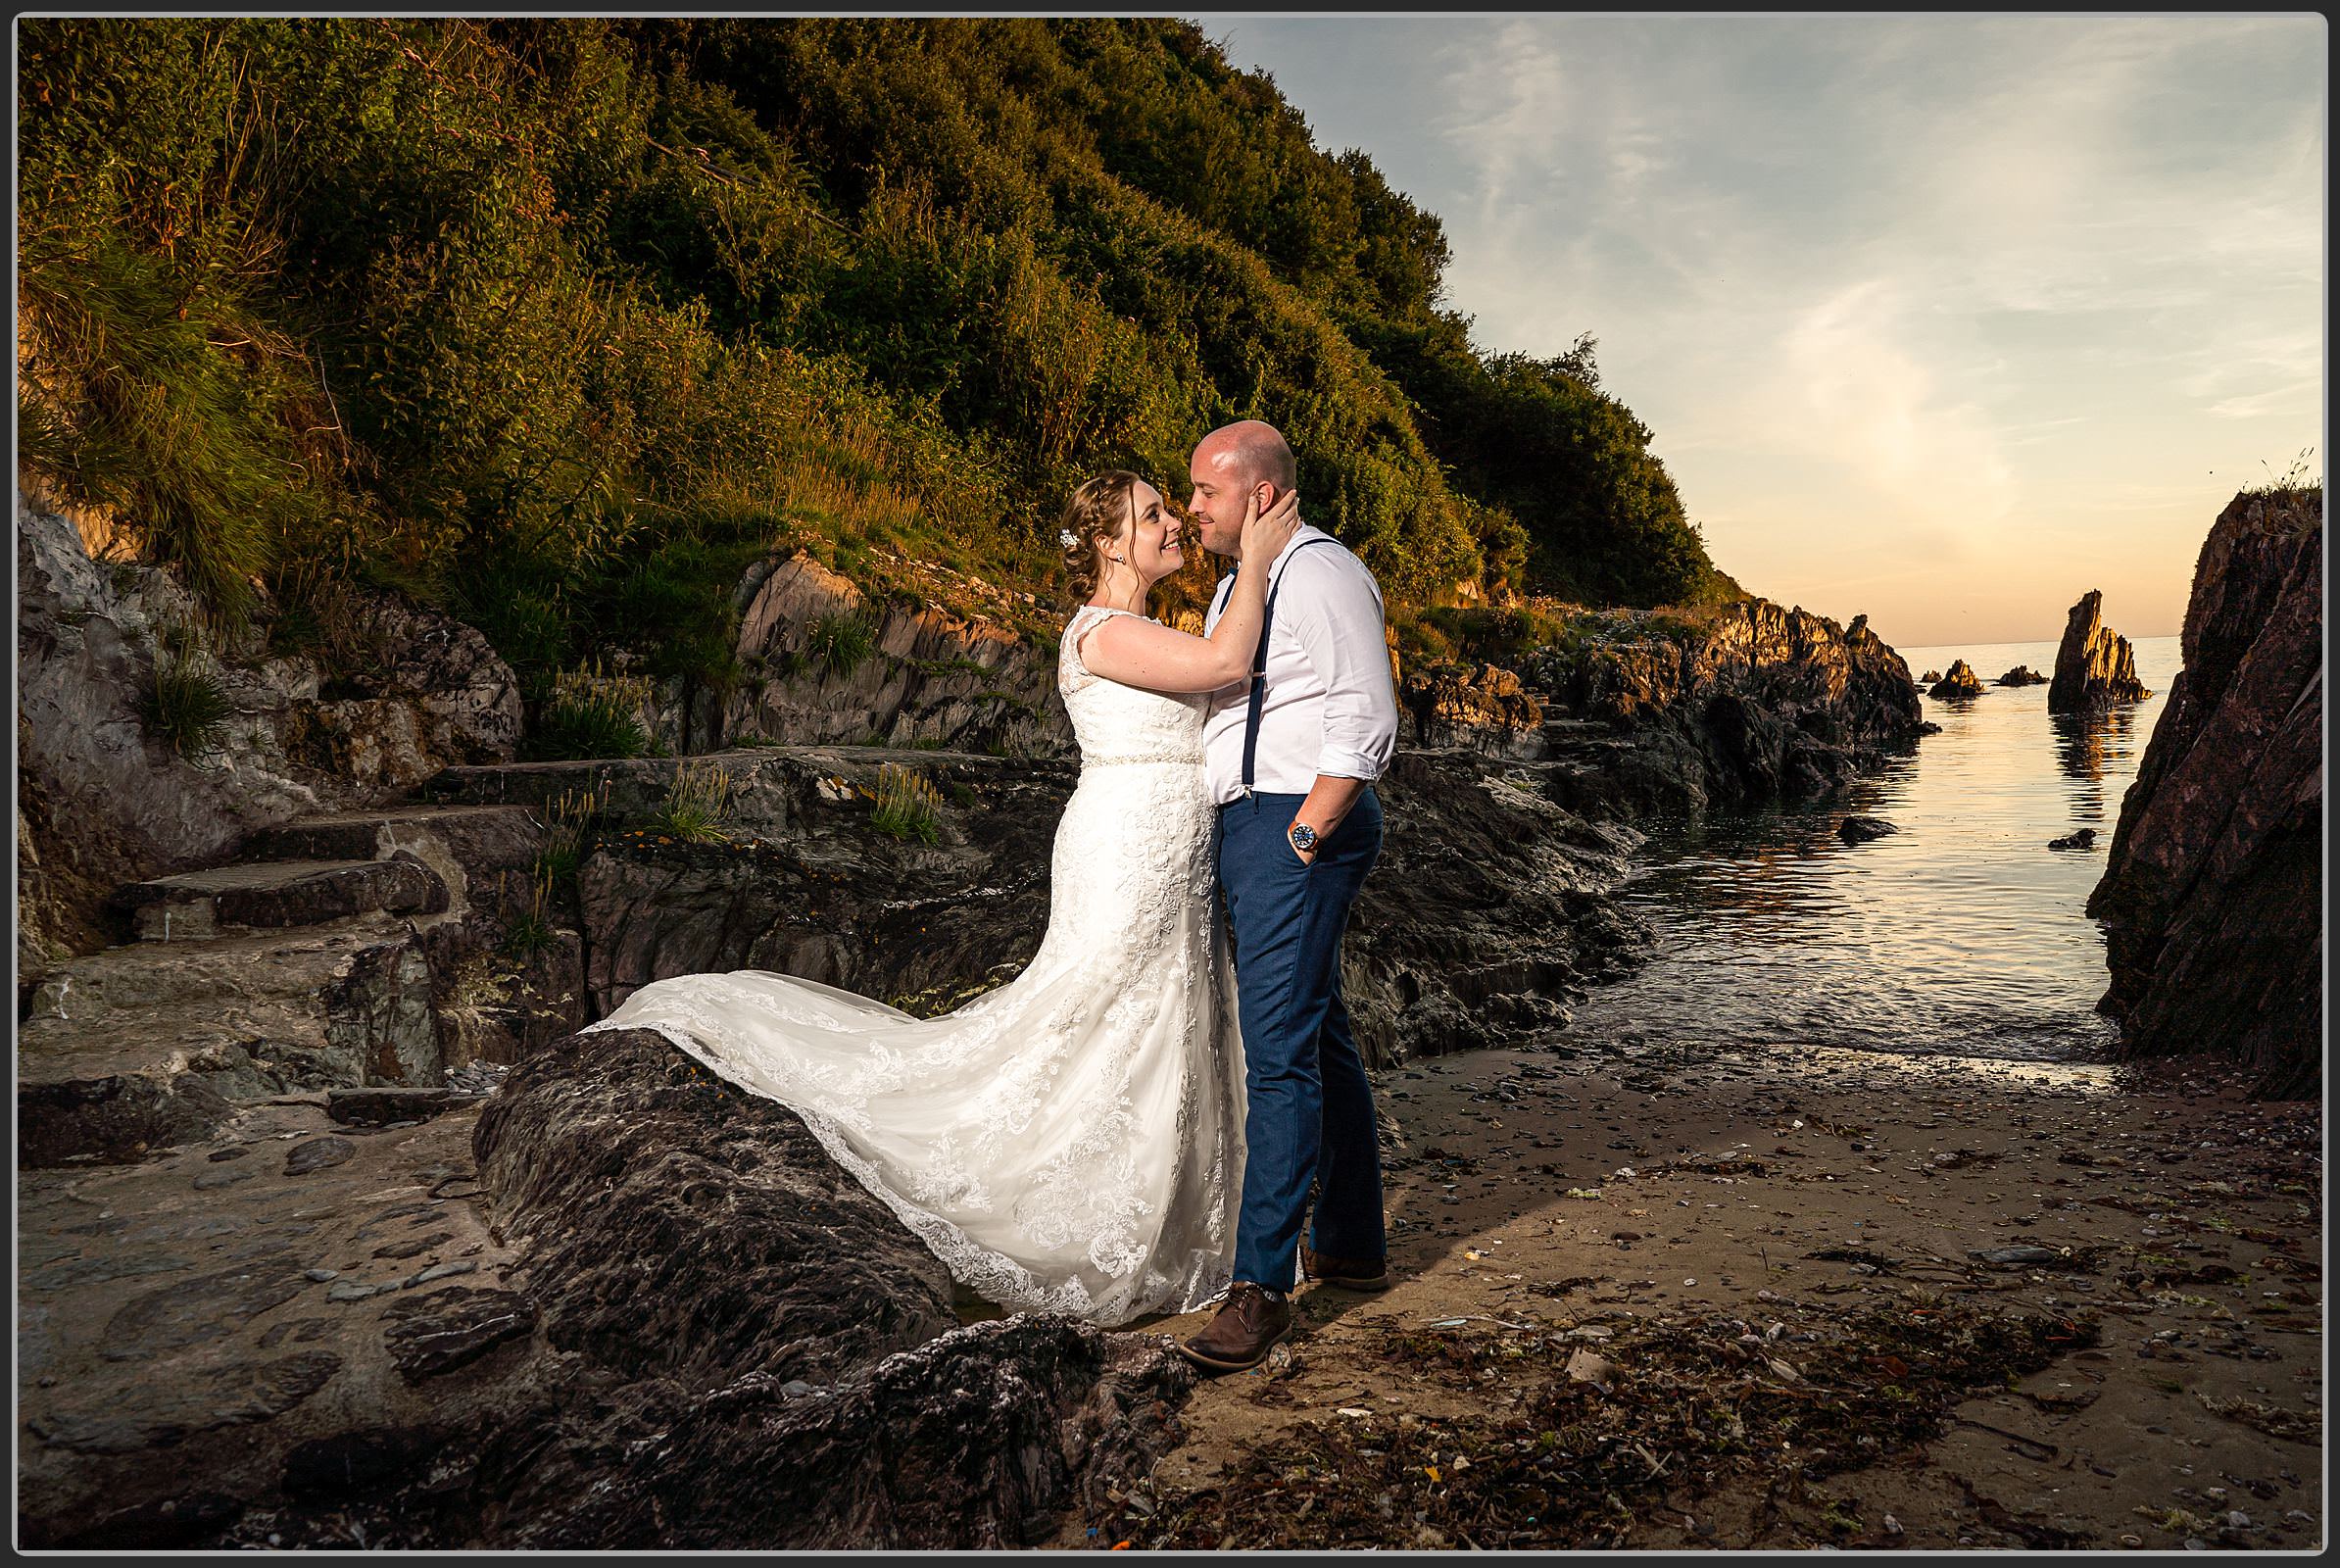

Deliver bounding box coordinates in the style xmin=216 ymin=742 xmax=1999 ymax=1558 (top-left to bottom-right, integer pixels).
xmin=1178 ymin=419 xmax=1401 ymax=1373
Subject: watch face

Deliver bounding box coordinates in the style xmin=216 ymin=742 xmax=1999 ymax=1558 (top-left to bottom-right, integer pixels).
xmin=1292 ymin=824 xmax=1316 ymax=850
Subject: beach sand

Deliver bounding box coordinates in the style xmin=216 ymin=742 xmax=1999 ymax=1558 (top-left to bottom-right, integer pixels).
xmin=1055 ymin=1042 xmax=2324 ymax=1550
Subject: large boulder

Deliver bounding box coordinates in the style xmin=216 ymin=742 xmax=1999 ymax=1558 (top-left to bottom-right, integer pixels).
xmin=2085 ymin=489 xmax=2321 ymax=1097
xmin=2048 ymin=590 xmax=2149 ymax=711
xmin=460 ymin=1024 xmax=1193 ymax=1547
xmin=647 ymin=551 xmax=1068 ymax=759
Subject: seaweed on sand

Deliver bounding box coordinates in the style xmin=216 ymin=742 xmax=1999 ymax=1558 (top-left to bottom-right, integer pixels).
xmin=1100 ymin=1300 xmax=2101 ymax=1550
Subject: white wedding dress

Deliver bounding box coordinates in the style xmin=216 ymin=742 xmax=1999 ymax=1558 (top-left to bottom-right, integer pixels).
xmin=572 ymin=605 xmax=1245 ymax=1326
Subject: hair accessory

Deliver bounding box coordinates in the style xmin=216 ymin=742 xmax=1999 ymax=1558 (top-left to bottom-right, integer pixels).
xmin=1058 ymin=528 xmax=1078 ymax=549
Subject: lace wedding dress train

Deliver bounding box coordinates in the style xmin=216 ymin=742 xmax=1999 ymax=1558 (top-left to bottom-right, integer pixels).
xmin=572 ymin=605 xmax=1244 ymax=1325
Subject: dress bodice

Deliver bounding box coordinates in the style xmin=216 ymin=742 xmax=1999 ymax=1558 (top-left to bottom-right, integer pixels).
xmin=1057 ymin=606 xmax=1209 ymax=765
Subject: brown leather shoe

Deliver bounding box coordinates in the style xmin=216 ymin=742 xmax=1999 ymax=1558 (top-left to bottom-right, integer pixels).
xmin=1177 ymin=1282 xmax=1293 ymax=1372
xmin=1301 ymin=1246 xmax=1390 ymax=1292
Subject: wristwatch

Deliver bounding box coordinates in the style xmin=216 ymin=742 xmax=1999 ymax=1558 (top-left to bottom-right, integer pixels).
xmin=1288 ymin=821 xmax=1319 ymax=855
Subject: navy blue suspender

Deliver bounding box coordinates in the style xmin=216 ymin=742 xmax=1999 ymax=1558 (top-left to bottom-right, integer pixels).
xmin=1217 ymin=537 xmax=1330 ymax=798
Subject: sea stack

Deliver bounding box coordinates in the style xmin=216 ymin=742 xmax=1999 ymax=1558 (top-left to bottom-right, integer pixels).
xmin=2085 ymin=488 xmax=2322 ymax=1097
xmin=2048 ymin=590 xmax=2149 ymax=711
xmin=1927 ymin=660 xmax=1984 ymax=698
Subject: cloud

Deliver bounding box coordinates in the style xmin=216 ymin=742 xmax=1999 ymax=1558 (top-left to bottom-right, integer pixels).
xmin=1202 ymin=13 xmax=2323 ymax=642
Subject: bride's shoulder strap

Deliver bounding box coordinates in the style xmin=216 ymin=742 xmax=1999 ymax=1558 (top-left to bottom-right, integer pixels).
xmin=1062 ymin=604 xmax=1133 ymax=680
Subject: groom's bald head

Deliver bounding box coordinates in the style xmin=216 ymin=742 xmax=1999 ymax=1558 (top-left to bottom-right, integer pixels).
xmin=1187 ymin=420 xmax=1297 ymax=557
xmin=1194 ymin=419 xmax=1296 ymax=495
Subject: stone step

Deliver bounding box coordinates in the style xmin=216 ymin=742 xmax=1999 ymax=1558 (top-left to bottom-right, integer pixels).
xmin=239 ymin=803 xmax=535 ymax=864
xmin=109 ymin=853 xmax=448 ymax=942
xmin=18 ymin=911 xmax=443 ymax=1167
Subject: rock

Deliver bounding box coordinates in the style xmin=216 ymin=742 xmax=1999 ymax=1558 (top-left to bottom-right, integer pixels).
xmin=2049 ymin=590 xmax=2150 ymax=711
xmin=714 ymin=551 xmax=1066 ymax=760
xmin=399 ymin=1260 xmax=477 ymax=1289
xmin=1918 ymin=669 xmax=1943 ymax=684
xmin=192 ymin=1167 xmax=257 ymax=1191
xmin=1519 ymin=600 xmax=1926 ymax=819
xmin=13 ymin=490 xmax=520 ymax=976
xmin=1565 ymin=1348 xmax=1613 ymax=1384
xmin=1997 ymin=664 xmax=2049 ymax=686
xmin=474 ymin=1025 xmax=961 ymax=1384
xmin=1399 ymin=662 xmax=1544 ymax=755
xmin=328 ymin=1087 xmax=459 ymax=1127
xmin=1837 ymin=815 xmax=1898 ymax=844
xmin=26 ymin=1348 xmax=340 ymax=1453
xmin=379 ymin=1286 xmax=536 ymax=1381
xmin=1928 ymin=661 xmax=1985 ymax=699
xmin=2087 ymin=490 xmax=2319 ymax=1096
xmin=2048 ymin=828 xmax=2098 ymax=851
xmin=284 ymin=1136 xmax=357 ymax=1175
xmin=99 ymin=1253 xmax=313 ymax=1362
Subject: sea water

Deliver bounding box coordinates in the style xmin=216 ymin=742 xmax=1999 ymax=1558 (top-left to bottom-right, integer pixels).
xmin=1557 ymin=636 xmax=2184 ymax=1064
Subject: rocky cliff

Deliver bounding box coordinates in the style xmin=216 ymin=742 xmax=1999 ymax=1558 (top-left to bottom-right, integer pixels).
xmin=16 ymin=494 xmax=523 ymax=1001
xmin=2085 ymin=489 xmax=2322 ymax=1098
xmin=2049 ymin=589 xmax=2150 ymax=712
xmin=1513 ymin=601 xmax=1926 ymax=819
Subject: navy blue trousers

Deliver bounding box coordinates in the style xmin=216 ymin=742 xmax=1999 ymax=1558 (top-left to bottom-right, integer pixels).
xmin=1215 ymin=788 xmax=1386 ymax=1290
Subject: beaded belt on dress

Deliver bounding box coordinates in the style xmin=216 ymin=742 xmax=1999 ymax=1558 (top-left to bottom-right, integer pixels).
xmin=1084 ymin=751 xmax=1204 ymax=767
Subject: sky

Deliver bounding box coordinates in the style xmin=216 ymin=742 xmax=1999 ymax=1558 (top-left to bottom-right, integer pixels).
xmin=1193 ymin=12 xmax=2325 ymax=649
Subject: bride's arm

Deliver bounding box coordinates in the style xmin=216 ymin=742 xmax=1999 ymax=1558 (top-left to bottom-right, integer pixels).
xmin=1079 ymin=490 xmax=1300 ymax=695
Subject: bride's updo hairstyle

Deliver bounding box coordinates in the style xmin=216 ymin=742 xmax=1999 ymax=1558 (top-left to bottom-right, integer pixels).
xmin=1059 ymin=469 xmax=1145 ymax=606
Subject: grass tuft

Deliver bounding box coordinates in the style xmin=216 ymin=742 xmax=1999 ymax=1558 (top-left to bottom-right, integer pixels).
xmin=649 ymin=760 xmax=736 ymax=843
xmin=526 ymin=661 xmax=655 ymax=761
xmin=868 ymin=760 xmax=944 ymax=845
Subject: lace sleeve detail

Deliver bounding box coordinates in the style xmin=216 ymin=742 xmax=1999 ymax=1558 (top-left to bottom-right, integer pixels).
xmin=1059 ymin=605 xmax=1133 ymax=696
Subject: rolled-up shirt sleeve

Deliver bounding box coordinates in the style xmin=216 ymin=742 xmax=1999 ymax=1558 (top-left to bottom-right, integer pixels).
xmin=1287 ymin=555 xmax=1399 ymax=782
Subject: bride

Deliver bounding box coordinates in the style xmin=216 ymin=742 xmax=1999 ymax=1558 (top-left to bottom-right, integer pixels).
xmin=574 ymin=473 xmax=1300 ymax=1326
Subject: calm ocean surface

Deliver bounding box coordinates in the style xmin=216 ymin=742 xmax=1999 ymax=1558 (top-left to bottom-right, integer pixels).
xmin=1557 ymin=635 xmax=2184 ymax=1064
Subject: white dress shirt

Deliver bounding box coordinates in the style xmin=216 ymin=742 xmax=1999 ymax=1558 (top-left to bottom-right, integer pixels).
xmin=1200 ymin=523 xmax=1400 ymax=805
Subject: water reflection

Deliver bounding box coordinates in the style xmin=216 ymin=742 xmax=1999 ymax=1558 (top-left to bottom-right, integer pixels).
xmin=1558 ymin=637 xmax=2182 ymax=1066
xmin=2051 ymin=704 xmax=2138 ymax=788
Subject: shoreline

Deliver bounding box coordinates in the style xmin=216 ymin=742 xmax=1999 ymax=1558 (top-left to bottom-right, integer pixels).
xmin=1054 ymin=1039 xmax=2324 ymax=1550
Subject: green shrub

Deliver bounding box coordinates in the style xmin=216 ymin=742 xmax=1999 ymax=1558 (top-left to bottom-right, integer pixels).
xmin=868 ymin=760 xmax=943 ymax=845
xmin=499 ymin=863 xmax=560 ymax=960
xmin=17 ymin=16 xmax=1744 ymax=656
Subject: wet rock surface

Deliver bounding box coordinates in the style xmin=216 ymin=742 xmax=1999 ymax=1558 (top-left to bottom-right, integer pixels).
xmin=2086 ymin=489 xmax=2321 ymax=1096
xmin=2049 ymin=590 xmax=2150 ymax=712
